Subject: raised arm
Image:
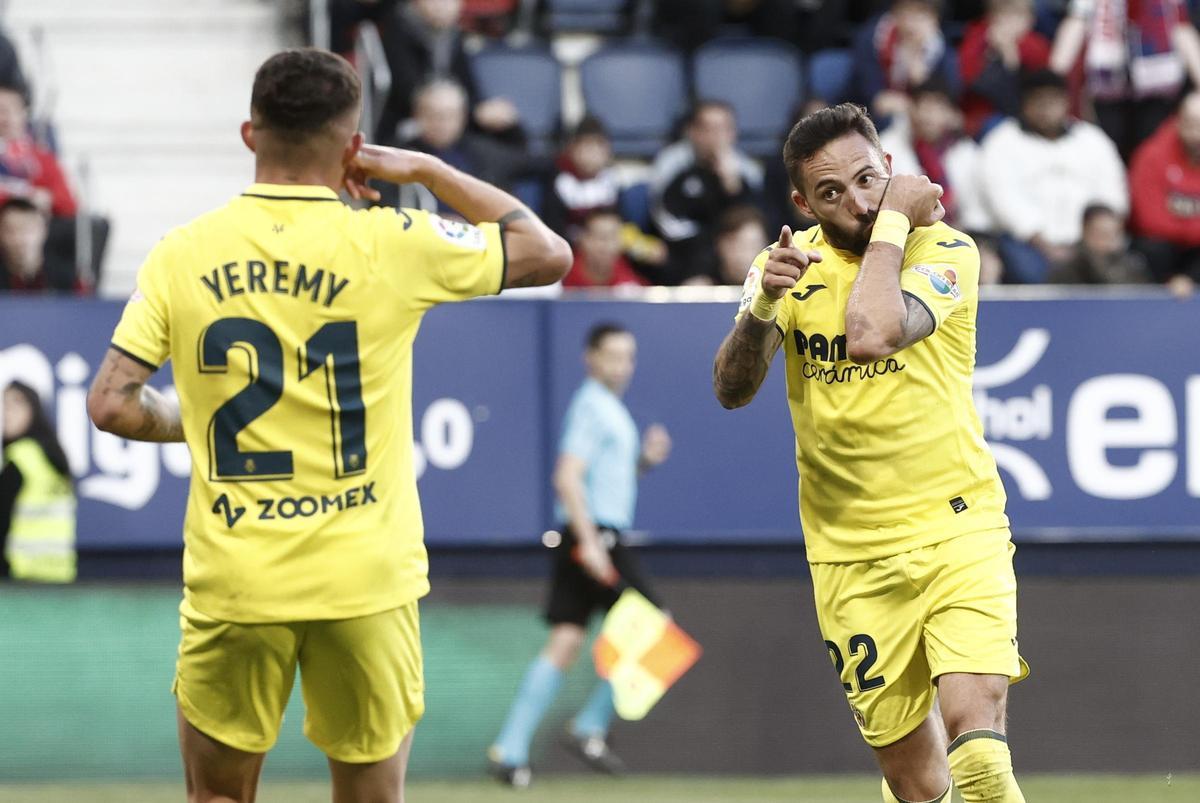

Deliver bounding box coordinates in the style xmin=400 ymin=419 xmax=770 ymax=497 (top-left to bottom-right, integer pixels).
xmin=713 ymin=226 xmax=815 ymax=409
xmin=844 ymin=176 xmax=942 ymax=364
xmin=344 ymin=145 xmax=572 ymax=289
xmin=87 ymin=349 xmax=184 ymax=442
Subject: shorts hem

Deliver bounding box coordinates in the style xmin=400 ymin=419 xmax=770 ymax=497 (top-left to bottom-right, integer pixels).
xmin=862 ymin=703 xmax=935 ymax=749
xmin=174 ymin=684 xmax=276 ymax=754
xmin=933 ymin=659 xmax=1029 ymax=685
xmin=308 ymin=721 xmax=417 ymax=764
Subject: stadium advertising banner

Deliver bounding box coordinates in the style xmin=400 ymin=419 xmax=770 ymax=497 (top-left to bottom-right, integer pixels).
xmin=1 ymin=294 xmax=1197 ymax=548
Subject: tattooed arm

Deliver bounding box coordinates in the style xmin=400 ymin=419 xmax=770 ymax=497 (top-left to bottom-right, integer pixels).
xmin=713 ymin=314 xmax=785 ymax=409
xmin=714 ymin=225 xmax=817 ymax=409
xmin=86 ymin=349 xmax=184 ymax=442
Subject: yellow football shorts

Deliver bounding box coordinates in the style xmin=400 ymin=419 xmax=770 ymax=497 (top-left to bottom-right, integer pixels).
xmin=809 ymin=528 xmax=1029 ymax=748
xmin=173 ymin=599 xmax=425 ymax=762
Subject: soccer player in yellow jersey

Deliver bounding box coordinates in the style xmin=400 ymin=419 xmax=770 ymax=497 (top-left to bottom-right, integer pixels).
xmin=713 ymin=103 xmax=1027 ymax=803
xmin=85 ymin=49 xmax=570 ymax=803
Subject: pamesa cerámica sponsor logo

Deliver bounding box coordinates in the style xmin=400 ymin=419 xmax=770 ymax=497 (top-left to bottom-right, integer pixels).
xmin=974 ymin=329 xmax=1200 ymax=501
xmin=0 ymin=344 xmax=476 ymax=511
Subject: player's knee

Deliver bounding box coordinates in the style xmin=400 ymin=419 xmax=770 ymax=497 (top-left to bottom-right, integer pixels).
xmin=545 ymin=624 xmax=586 ymax=668
xmin=939 ymin=676 xmax=1007 ymax=739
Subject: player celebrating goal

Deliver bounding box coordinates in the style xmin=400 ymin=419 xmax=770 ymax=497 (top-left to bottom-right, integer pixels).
xmin=86 ymin=49 xmax=570 ymax=803
xmin=713 ymin=103 xmax=1028 ymax=803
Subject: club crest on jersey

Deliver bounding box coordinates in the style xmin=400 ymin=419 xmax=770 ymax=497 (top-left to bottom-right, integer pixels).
xmin=430 ymin=214 xmax=486 ymax=250
xmin=912 ymin=264 xmax=960 ymax=299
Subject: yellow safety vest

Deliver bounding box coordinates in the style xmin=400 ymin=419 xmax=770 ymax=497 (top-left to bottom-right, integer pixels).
xmin=4 ymin=438 xmax=77 ymax=583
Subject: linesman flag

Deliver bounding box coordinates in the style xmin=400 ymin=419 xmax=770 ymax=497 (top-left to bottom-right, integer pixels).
xmin=592 ymin=588 xmax=702 ymax=720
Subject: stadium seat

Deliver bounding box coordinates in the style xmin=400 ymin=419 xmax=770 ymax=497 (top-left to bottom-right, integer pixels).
xmin=807 ymin=48 xmax=855 ymax=105
xmin=580 ymin=41 xmax=687 ymax=158
xmin=692 ymin=37 xmax=803 ymax=158
xmin=545 ymin=0 xmax=628 ymax=34
xmin=618 ymin=181 xmax=651 ymax=230
xmin=470 ymin=43 xmax=563 ymax=156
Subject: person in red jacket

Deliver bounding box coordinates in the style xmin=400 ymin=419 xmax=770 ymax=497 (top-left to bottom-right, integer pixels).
xmin=958 ymin=0 xmax=1052 ymax=138
xmin=1130 ymin=91 xmax=1200 ymax=295
xmin=0 ymin=82 xmax=77 ymax=218
xmin=563 ymin=209 xmax=648 ymax=290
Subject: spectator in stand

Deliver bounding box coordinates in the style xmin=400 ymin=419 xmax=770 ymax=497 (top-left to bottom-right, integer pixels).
xmin=1130 ymin=91 xmax=1200 ymax=296
xmin=0 ymin=82 xmax=77 ymax=219
xmin=0 ymin=198 xmax=81 ymax=293
xmin=979 ymin=70 xmax=1127 ymax=283
xmin=1050 ymin=0 xmax=1200 ymax=160
xmin=543 ymin=117 xmax=621 ymax=243
xmin=651 ymin=101 xmax=764 ymax=285
xmin=374 ymin=0 xmax=522 ymax=147
xmin=0 ymin=28 xmax=26 ymax=99
xmin=958 ymin=0 xmax=1052 ymax=137
xmin=1049 ymin=204 xmax=1153 ymax=284
xmin=563 ymin=209 xmax=648 ymax=290
xmin=655 ymin=0 xmax=800 ymax=51
xmin=879 ymin=79 xmax=991 ymax=235
xmin=684 ymin=204 xmax=769 ymax=286
xmin=386 ymin=79 xmax=526 ymax=214
xmin=851 ymin=0 xmax=962 ymax=121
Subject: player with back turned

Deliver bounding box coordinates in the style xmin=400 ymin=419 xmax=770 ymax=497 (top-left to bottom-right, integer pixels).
xmin=85 ymin=49 xmax=570 ymax=803
xmin=713 ymin=103 xmax=1028 ymax=803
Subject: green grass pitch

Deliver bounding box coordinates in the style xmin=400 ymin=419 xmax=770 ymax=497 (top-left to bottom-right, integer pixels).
xmin=2 ymin=774 xmax=1196 ymax=802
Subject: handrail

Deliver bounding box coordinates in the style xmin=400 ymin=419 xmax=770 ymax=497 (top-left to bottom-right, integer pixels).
xmin=353 ymin=19 xmax=391 ymax=141
xmin=74 ymin=156 xmax=95 ymax=291
xmin=309 ymin=0 xmax=330 ymax=51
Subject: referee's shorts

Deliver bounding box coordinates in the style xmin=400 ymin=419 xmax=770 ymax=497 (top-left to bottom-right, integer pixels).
xmin=543 ymin=524 xmax=661 ymax=627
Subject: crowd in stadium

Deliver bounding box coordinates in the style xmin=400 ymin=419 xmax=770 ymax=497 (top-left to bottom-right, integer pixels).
xmin=2 ymin=0 xmax=1199 ymax=296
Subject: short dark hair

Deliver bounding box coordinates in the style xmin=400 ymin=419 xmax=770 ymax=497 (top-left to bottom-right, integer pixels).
xmin=570 ymin=115 xmax=610 ymax=141
xmin=782 ymin=102 xmax=882 ymax=193
xmin=1019 ymin=68 xmax=1067 ymax=99
xmin=0 ymin=197 xmax=42 ymax=218
xmin=582 ymin=207 xmax=622 ymax=227
xmin=689 ymin=99 xmax=736 ymax=126
xmin=585 ymin=322 xmax=630 ymax=351
xmin=250 ymin=49 xmax=361 ymax=142
xmin=716 ymin=204 xmax=767 ymax=239
xmin=910 ymin=77 xmax=956 ymax=104
xmin=1082 ymin=203 xmax=1121 ymax=226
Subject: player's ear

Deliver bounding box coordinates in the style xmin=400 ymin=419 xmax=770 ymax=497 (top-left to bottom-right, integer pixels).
xmin=240 ymin=121 xmax=256 ymax=153
xmin=792 ymin=189 xmax=814 ymax=219
xmin=343 ymin=131 xmax=364 ymax=166
xmin=884 ymin=151 xmax=893 ymax=173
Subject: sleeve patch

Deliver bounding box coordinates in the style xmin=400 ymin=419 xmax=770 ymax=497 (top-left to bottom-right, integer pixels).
xmin=910 ymin=264 xmax=961 ymax=299
xmin=430 ymin=214 xmax=486 ymax=250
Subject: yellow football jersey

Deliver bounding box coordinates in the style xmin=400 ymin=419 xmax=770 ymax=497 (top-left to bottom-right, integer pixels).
xmin=110 ymin=183 xmax=505 ymax=622
xmin=742 ymin=221 xmax=1008 ymax=563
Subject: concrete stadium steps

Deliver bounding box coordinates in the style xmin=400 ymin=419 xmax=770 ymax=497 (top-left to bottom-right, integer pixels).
xmin=4 ymin=0 xmax=287 ymax=295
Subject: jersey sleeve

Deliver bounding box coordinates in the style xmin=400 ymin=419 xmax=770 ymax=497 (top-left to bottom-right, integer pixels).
xmin=898 ymin=227 xmax=980 ymax=331
xmin=110 ymin=238 xmax=172 ymax=369
xmin=380 ymin=208 xmax=505 ymax=308
xmin=735 ymin=242 xmax=793 ymax=334
xmin=559 ymin=395 xmax=604 ymax=464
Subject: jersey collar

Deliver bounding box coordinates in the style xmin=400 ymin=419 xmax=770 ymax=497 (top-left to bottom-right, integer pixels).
xmin=241 ymin=183 xmax=341 ymax=202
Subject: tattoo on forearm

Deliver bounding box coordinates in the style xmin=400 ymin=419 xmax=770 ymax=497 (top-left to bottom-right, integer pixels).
xmin=93 ymin=350 xmax=184 ymax=442
xmin=497 ymin=209 xmax=529 ymax=226
xmin=713 ymin=315 xmax=780 ymax=408
xmin=132 ymin=386 xmax=184 ymax=442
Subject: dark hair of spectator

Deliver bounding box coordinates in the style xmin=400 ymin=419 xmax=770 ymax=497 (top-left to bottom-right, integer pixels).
xmin=1082 ymin=204 xmax=1120 ymax=227
xmin=585 ymin=322 xmax=630 ymax=351
xmin=0 ymin=79 xmax=26 ymax=104
xmin=717 ymin=205 xmax=768 ymax=239
xmin=582 ymin=207 xmax=622 ymax=228
xmin=688 ymin=99 xmax=736 ymax=126
xmin=250 ymin=49 xmax=361 ymax=142
xmin=570 ymin=115 xmax=610 ymax=141
xmin=3 ymin=381 xmax=72 ymax=479
xmin=892 ymin=0 xmax=944 ymax=15
xmin=0 ymin=197 xmax=42 ymax=218
xmin=1019 ymin=69 xmax=1068 ymax=99
xmin=783 ymin=103 xmax=883 ymax=194
xmin=910 ymin=77 xmax=957 ymax=104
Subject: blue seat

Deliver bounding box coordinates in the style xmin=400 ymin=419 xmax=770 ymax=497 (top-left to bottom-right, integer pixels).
xmin=580 ymin=42 xmax=687 ymax=158
xmin=808 ymin=48 xmax=855 ymax=105
xmin=545 ymin=0 xmax=628 ymax=34
xmin=693 ymin=37 xmax=803 ymax=158
xmin=618 ymin=181 xmax=651 ymax=230
xmin=470 ymin=44 xmax=562 ymax=155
